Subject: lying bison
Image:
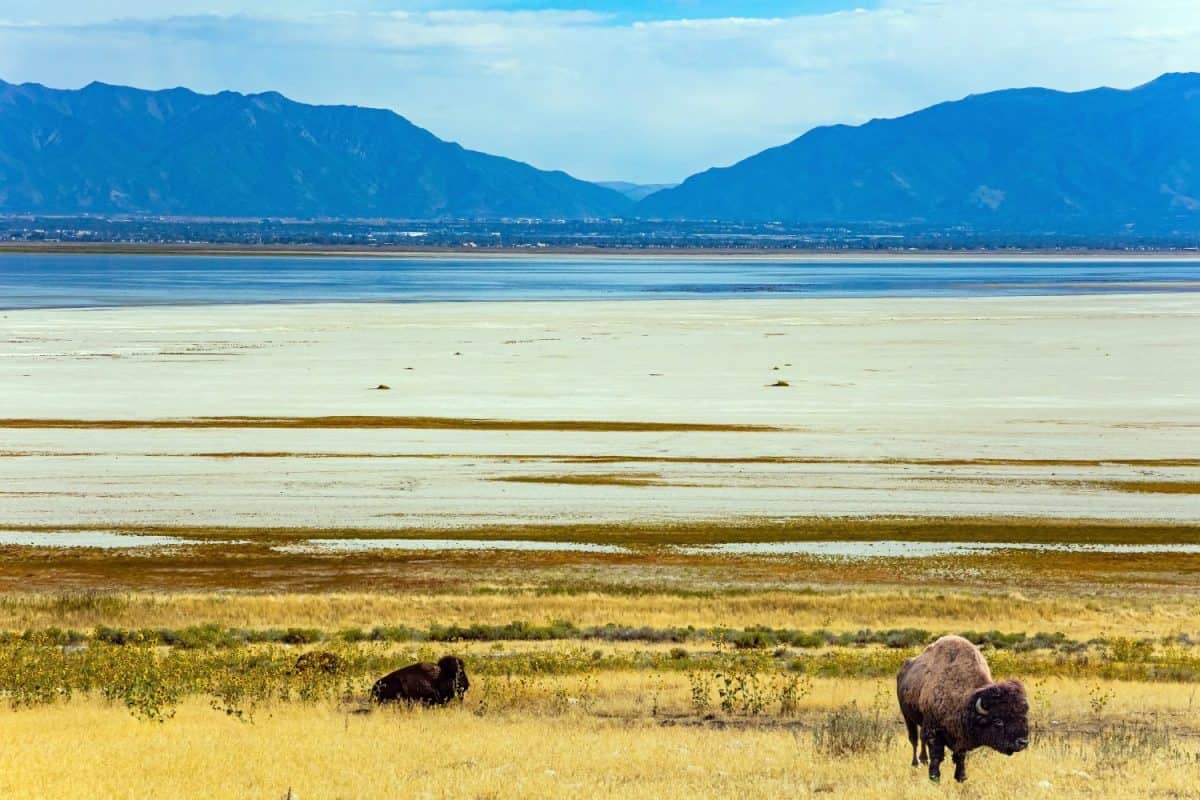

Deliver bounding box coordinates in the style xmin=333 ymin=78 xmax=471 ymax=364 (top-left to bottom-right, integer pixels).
xmin=370 ymin=656 xmax=469 ymax=706
xmin=897 ymin=635 xmax=1029 ymax=783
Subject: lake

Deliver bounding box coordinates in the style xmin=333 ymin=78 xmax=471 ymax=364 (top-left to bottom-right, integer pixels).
xmin=1 ymin=253 xmax=1199 ymax=309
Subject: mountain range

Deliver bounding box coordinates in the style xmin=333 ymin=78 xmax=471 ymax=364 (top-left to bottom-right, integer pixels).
xmin=640 ymin=73 xmax=1200 ymax=232
xmin=3 ymin=74 xmax=1200 ymax=232
xmin=0 ymin=79 xmax=629 ymax=219
xmin=598 ymin=181 xmax=679 ymax=202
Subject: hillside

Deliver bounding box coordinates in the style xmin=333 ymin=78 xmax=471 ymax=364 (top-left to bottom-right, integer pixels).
xmin=0 ymin=80 xmax=630 ymax=219
xmin=638 ymin=73 xmax=1200 ymax=233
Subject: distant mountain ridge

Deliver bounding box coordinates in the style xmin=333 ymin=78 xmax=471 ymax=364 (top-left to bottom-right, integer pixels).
xmin=598 ymin=181 xmax=679 ymax=202
xmin=5 ymin=74 xmax=1200 ymax=231
xmin=0 ymin=79 xmax=630 ymax=219
xmin=637 ymin=73 xmax=1200 ymax=233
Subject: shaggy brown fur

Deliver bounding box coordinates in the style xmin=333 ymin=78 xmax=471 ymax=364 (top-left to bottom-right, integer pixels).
xmin=370 ymin=656 xmax=469 ymax=706
xmin=897 ymin=636 xmax=1029 ymax=783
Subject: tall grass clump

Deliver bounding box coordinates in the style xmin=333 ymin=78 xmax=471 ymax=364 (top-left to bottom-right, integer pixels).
xmin=812 ymin=703 xmax=892 ymax=757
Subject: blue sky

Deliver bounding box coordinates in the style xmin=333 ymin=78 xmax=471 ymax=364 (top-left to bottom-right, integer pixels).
xmin=1 ymin=1 xmax=1197 ymax=182
xmin=391 ymin=1 xmax=878 ymax=18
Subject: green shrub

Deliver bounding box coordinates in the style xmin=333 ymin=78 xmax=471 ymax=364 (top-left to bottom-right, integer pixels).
xmin=279 ymin=628 xmax=323 ymax=645
xmin=337 ymin=627 xmax=368 ymax=643
xmin=731 ymin=629 xmax=773 ymax=650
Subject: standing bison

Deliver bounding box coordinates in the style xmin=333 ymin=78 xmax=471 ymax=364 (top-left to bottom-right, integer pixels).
xmin=897 ymin=635 xmax=1029 ymax=783
xmin=370 ymin=656 xmax=469 ymax=706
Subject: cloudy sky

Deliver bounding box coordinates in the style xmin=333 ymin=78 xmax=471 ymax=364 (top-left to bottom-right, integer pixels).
xmin=1 ymin=1 xmax=1198 ymax=183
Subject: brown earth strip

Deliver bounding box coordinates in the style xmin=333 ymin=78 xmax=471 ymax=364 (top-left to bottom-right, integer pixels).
xmin=0 ymin=540 xmax=1197 ymax=595
xmin=911 ymin=477 xmax=1200 ymax=494
xmin=1082 ymin=481 xmax=1200 ymax=495
xmin=491 ymin=473 xmax=667 ymax=487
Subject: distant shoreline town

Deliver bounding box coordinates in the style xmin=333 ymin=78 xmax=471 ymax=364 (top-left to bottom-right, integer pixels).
xmin=3 ymin=216 xmax=1199 ymax=256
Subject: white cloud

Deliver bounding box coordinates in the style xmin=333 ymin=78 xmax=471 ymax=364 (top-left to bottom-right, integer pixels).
xmin=1 ymin=1 xmax=1199 ymax=182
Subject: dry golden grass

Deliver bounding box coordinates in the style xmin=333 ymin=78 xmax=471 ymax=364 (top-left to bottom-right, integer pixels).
xmin=0 ymin=588 xmax=1194 ymax=640
xmin=0 ymin=570 xmax=1195 ymax=799
xmin=0 ymin=680 xmax=1195 ymax=800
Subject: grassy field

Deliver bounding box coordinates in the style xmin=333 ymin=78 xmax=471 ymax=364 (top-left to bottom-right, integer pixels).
xmin=0 ymin=661 xmax=1196 ymax=799
xmin=0 ymin=586 xmax=1196 ymax=640
xmin=3 ymin=511 xmax=1196 ymax=800
xmin=0 ymin=516 xmax=1198 ymax=797
xmin=0 ymin=572 xmax=1196 ymax=798
xmin=0 ymin=702 xmax=1197 ymax=799
xmin=1 ymin=534 xmax=1197 ymax=797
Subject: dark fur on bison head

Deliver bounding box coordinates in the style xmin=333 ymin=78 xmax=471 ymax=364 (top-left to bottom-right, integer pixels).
xmin=963 ymin=679 xmax=1029 ymax=756
xmin=435 ymin=656 xmax=469 ymax=702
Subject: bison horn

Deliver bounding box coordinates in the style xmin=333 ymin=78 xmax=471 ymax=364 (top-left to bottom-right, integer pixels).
xmin=975 ymin=697 xmax=989 ymax=716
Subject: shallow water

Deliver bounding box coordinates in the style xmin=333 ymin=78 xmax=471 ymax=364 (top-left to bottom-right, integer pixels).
xmin=0 ymin=531 xmax=207 ymax=549
xmin=3 ymin=254 xmax=1200 ymax=308
xmin=271 ymin=538 xmax=629 ymax=554
xmin=676 ymin=541 xmax=1200 ymax=558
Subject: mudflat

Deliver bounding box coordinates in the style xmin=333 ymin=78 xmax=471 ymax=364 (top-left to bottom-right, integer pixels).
xmin=0 ymin=293 xmax=1197 ymax=529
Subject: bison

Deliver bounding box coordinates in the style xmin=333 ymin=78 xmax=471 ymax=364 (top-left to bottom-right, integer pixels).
xmin=370 ymin=656 xmax=469 ymax=706
xmin=897 ymin=635 xmax=1029 ymax=783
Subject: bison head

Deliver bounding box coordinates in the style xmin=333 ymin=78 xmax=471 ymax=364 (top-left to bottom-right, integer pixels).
xmin=436 ymin=656 xmax=469 ymax=701
xmin=966 ymin=679 xmax=1030 ymax=755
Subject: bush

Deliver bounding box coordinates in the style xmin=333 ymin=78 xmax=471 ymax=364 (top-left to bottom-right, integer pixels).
xmin=368 ymin=626 xmax=422 ymax=642
xmin=813 ymin=703 xmax=891 ymax=757
xmin=881 ymin=629 xmax=930 ymax=649
xmin=785 ymin=630 xmax=831 ymax=649
xmin=1107 ymin=637 xmax=1155 ymax=663
xmin=1091 ymin=720 xmax=1193 ymax=768
xmin=292 ymin=651 xmax=346 ymax=676
xmin=167 ymin=624 xmax=241 ymax=650
xmin=279 ymin=628 xmax=324 ymax=645
xmin=337 ymin=627 xmax=369 ymax=643
xmin=731 ymin=629 xmax=774 ymax=650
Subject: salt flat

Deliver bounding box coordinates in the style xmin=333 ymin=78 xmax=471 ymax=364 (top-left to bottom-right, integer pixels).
xmin=1 ymin=294 xmax=1198 ymax=528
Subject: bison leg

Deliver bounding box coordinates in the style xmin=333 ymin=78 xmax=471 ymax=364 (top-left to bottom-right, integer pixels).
xmin=925 ymin=729 xmax=946 ymax=783
xmin=905 ymin=719 xmax=920 ymax=767
xmin=952 ymin=751 xmax=968 ymax=783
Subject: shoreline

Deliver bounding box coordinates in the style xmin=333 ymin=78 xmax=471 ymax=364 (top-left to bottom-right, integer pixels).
xmin=3 ymin=241 xmax=1200 ymax=261
xmin=0 ymin=287 xmax=1197 ymax=315
xmin=7 ymin=288 xmax=1200 ymax=313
